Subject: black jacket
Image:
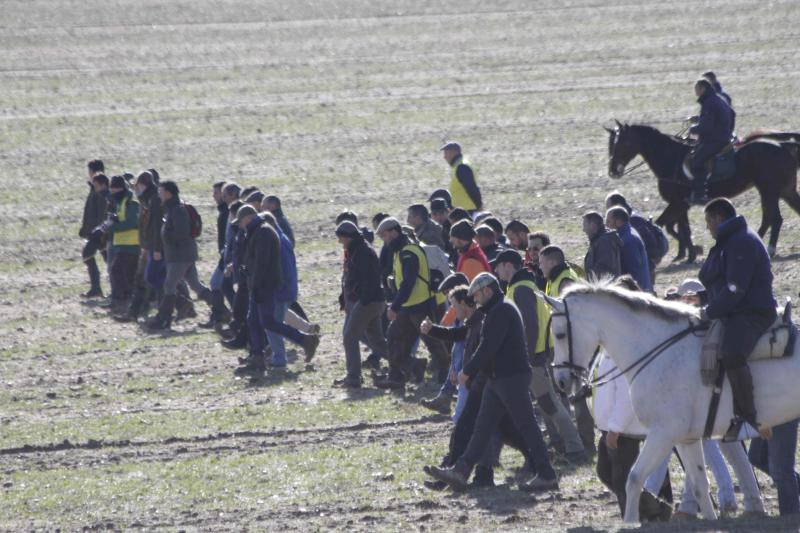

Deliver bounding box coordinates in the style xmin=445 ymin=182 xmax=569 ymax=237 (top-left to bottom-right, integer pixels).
xmin=463 ymin=289 xmax=532 ymax=380
xmin=428 ymin=309 xmax=485 ymax=370
xmin=244 ymin=217 xmax=283 ymax=293
xmin=584 ymin=228 xmax=622 ymax=279
xmin=80 ymin=184 xmax=108 ymax=238
xmin=161 ymin=195 xmax=198 ymax=263
xmin=342 ymin=235 xmax=384 ymax=306
xmin=507 ymin=268 xmax=541 ymax=359
xmin=137 ymin=185 xmax=158 ymax=250
xmin=145 ymin=191 xmax=164 ymax=253
xmin=272 ymin=209 xmax=295 ymax=248
xmin=216 ymin=201 xmax=228 ymax=254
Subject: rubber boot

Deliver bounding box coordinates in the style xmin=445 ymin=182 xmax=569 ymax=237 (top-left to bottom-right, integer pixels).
xmin=113 ymin=286 xmax=146 ymax=322
xmin=471 ymin=466 xmax=495 ymax=488
xmin=175 ymin=293 xmax=196 ymax=322
xmin=146 ymin=295 xmax=175 ymax=330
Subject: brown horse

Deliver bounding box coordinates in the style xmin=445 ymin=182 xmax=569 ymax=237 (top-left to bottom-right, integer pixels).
xmin=606 ymin=122 xmax=800 ymax=262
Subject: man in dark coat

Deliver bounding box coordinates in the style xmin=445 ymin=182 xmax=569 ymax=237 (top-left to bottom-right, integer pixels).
xmin=233 ymin=205 xmax=319 ymax=377
xmin=689 ymin=78 xmax=735 ymax=203
xmin=583 ymin=211 xmax=622 ymax=279
xmin=80 ymin=161 xmax=109 ymax=298
xmin=334 ymin=220 xmax=388 ymax=388
xmin=263 ymin=195 xmax=295 ymax=247
xmin=146 ymin=181 xmax=211 ymax=329
xmin=200 ymin=181 xmax=233 ymax=329
xmin=427 ymin=273 xmax=558 ymax=492
xmin=605 ymin=192 xmax=664 ymax=283
xmin=699 ymin=198 xmax=777 ymax=439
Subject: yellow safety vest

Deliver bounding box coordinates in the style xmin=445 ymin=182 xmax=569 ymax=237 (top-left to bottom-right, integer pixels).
xmin=393 ymin=243 xmax=433 ymax=308
xmin=449 ymin=158 xmax=478 ymax=211
xmin=507 ymin=278 xmax=550 ymax=354
xmin=545 ymin=266 xmax=579 ymax=298
xmin=112 ymin=195 xmax=140 ymax=247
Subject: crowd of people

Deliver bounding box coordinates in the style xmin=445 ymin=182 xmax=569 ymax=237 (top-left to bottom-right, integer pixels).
xmin=77 ymin=72 xmax=800 ymax=521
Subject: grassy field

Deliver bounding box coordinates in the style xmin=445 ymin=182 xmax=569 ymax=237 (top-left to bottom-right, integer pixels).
xmin=2 ymin=0 xmax=800 ymax=530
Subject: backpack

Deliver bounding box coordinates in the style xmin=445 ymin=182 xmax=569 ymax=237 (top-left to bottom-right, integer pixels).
xmin=630 ymin=214 xmax=668 ymax=263
xmin=418 ymin=243 xmax=453 ymax=291
xmin=183 ymin=203 xmax=202 ymax=238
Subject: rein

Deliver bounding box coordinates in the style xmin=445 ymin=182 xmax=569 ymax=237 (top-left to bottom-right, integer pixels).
xmin=550 ymin=298 xmax=709 ymax=388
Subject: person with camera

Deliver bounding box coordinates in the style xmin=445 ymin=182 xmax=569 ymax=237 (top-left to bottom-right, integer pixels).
xmin=79 ymin=162 xmax=109 ymax=298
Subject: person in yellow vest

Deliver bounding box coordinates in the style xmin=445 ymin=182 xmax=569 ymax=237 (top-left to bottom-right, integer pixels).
xmin=106 ymin=174 xmax=140 ymax=312
xmin=374 ymin=217 xmax=450 ymax=389
xmin=440 ymin=141 xmax=482 ymax=214
xmin=493 ymin=249 xmax=588 ymax=464
xmin=539 ymin=245 xmax=597 ymax=455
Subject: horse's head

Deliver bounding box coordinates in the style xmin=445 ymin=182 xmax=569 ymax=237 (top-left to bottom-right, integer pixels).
xmin=542 ymin=293 xmax=601 ymax=394
xmin=606 ymin=120 xmax=639 ymax=179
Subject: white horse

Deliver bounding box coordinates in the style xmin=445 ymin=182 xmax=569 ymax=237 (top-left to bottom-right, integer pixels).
xmin=542 ymin=281 xmax=800 ymax=523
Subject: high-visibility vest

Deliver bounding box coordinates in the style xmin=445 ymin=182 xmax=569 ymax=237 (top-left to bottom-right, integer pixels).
xmin=545 ymin=266 xmax=579 ymax=298
xmin=393 ymin=243 xmax=432 ymax=308
xmin=507 ymin=278 xmax=549 ymax=354
xmin=112 ymin=195 xmax=140 ymax=247
xmin=449 ymin=158 xmax=478 ymax=211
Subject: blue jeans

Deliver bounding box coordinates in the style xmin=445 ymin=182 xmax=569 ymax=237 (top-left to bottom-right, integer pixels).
xmin=749 ymin=418 xmax=800 ymax=515
xmin=247 ymin=290 xmax=304 ymax=362
xmin=267 ymin=301 xmax=290 ymax=366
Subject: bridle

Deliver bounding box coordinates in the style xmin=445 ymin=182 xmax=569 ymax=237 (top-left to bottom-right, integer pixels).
xmin=549 ymin=297 xmax=710 ymax=388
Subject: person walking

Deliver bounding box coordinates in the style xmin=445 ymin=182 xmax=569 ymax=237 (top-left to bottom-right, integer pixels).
xmin=441 ymin=141 xmax=482 ymax=213
xmin=106 ymin=174 xmax=141 ymax=312
xmin=605 ymin=207 xmax=652 ymax=291
xmin=582 ymin=211 xmax=622 ymax=279
xmin=79 ymin=160 xmax=109 ymax=298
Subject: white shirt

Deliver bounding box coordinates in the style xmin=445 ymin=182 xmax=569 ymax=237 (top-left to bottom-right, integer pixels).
xmin=592 ymin=350 xmax=647 ymax=437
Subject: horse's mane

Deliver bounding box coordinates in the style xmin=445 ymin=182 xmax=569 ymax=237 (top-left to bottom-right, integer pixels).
xmin=626 ymin=123 xmax=694 ymax=147
xmin=562 ymin=278 xmax=700 ymax=322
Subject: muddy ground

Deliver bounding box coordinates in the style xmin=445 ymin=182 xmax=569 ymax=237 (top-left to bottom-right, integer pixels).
xmin=1 ymin=0 xmax=800 ymax=530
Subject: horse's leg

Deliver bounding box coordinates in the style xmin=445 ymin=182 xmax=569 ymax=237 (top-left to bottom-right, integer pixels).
xmin=624 ymin=435 xmax=673 ymax=523
xmin=677 ymin=209 xmax=696 ymax=263
xmin=675 ymin=440 xmax=717 ymax=520
xmin=757 ymin=193 xmax=781 ymax=256
xmin=657 ymin=205 xmax=685 ymax=261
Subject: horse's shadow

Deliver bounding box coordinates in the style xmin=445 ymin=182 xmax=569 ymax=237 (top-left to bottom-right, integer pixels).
xmin=772 ymin=252 xmax=800 ymax=264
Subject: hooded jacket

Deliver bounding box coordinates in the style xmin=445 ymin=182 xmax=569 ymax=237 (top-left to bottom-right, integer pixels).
xmin=161 ymin=195 xmax=198 ymax=263
xmin=342 ymin=234 xmax=384 ymax=306
xmin=80 ymin=183 xmax=108 ymax=238
xmin=243 ymin=216 xmax=283 ymax=293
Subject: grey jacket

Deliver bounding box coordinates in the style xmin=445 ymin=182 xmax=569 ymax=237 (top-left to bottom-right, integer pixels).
xmin=415 ymin=218 xmax=446 ymax=250
xmin=584 ymin=229 xmax=622 ymax=279
xmin=161 ymin=195 xmax=198 ymax=263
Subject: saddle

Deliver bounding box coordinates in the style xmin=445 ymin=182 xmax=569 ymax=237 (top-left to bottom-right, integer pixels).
xmin=700 ymin=301 xmax=797 ymax=385
xmin=681 ymin=141 xmax=737 ymax=184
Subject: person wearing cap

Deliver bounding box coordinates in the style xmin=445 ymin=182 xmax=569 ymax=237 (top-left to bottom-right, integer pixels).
xmin=231 ymin=205 xmax=320 ymax=376
xmin=540 ymin=245 xmax=596 ymax=454
xmin=407 ymin=203 xmax=445 ymax=251
xmin=582 ymin=211 xmax=622 ymax=280
xmin=450 ymin=220 xmax=491 ymax=282
xmin=105 ymin=174 xmax=141 ymax=311
xmin=427 ymin=272 xmax=558 ymax=492
xmin=114 ymin=171 xmax=160 ymax=322
xmin=334 ymin=220 xmax=387 ymax=388
xmin=440 ymin=141 xmax=482 ymax=213
xmin=80 ymin=160 xmax=110 ymax=298
xmin=475 ymin=224 xmax=505 ymax=263
xmin=263 ymin=195 xmax=295 ymax=248
xmin=494 ymin=249 xmax=588 ymax=463
xmin=428 ymin=189 xmax=453 ymax=210
xmin=146 ymin=181 xmax=212 ymax=330
xmin=373 ymin=217 xmax=450 ymax=389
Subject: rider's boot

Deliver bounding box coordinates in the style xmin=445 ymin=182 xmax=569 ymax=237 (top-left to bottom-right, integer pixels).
xmin=725 ymin=365 xmax=771 ymax=440
xmin=690 ymin=174 xmax=709 ymax=206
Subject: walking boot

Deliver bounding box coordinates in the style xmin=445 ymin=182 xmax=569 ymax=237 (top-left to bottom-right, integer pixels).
xmin=519 ymin=472 xmax=559 ymax=493
xmin=113 ymin=287 xmax=146 ymax=322
xmin=302 ymin=333 xmax=320 ymax=363
xmin=471 ymin=466 xmax=495 ymax=488
xmin=174 ymin=295 xmax=197 ymax=322
xmin=639 ymin=491 xmax=673 ymax=522
xmin=374 ymin=370 xmax=406 ymax=390
xmin=427 ymin=460 xmax=472 ymax=492
xmin=234 ymin=353 xmax=266 ymax=377
xmin=420 ymin=394 xmax=452 ymax=415
xmin=145 ymin=295 xmax=175 ymax=330
xmin=82 ymin=257 xmax=103 ymax=298
xmin=221 ymin=326 xmax=249 ymax=350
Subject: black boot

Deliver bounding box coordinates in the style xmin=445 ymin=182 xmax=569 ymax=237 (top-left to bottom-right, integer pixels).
xmin=725 ymin=365 xmax=760 ymax=440
xmin=221 ymin=325 xmax=249 ymax=350
xmin=427 ymin=460 xmax=472 ymax=492
xmin=174 ymin=294 xmax=196 ymax=322
xmin=82 ymin=257 xmax=103 ymax=298
xmin=113 ymin=286 xmax=147 ymax=322
xmin=471 ymin=465 xmax=495 ymax=488
xmin=690 ymin=174 xmax=709 ymax=205
xmin=145 ymin=295 xmax=175 ymax=330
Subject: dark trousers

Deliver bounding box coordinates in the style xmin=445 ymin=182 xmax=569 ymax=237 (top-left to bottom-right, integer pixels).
xmin=232 ymin=280 xmax=249 ymax=326
xmin=597 ymin=432 xmax=641 ymax=516
xmin=749 ymin=419 xmax=800 ymax=515
xmin=690 ymin=140 xmax=729 ymax=181
xmin=460 ymin=373 xmax=555 ymax=480
xmin=386 ymin=309 xmax=449 ymax=381
xmin=82 ymin=239 xmax=106 ymax=291
xmin=448 ymin=378 xmax=534 ymax=469
xmin=721 ymin=311 xmax=776 ymax=370
xmin=343 ymin=300 xmax=387 ymax=380
xmin=109 ymin=251 xmax=139 ymax=300
xmin=247 ymin=289 xmax=305 ymax=357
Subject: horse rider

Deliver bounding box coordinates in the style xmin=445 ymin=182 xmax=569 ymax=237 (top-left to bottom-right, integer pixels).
xmin=688 ymin=78 xmax=735 ymax=205
xmin=698 ymin=198 xmax=776 ymax=440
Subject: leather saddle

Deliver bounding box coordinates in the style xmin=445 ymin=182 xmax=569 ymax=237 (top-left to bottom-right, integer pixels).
xmin=682 ymin=141 xmax=737 ymax=183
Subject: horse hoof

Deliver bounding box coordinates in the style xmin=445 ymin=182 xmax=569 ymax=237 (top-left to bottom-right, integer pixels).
xmin=767 ymin=245 xmax=777 ymax=257
xmin=672 ymin=255 xmax=686 ymax=263
xmin=685 ymin=257 xmax=696 ymax=265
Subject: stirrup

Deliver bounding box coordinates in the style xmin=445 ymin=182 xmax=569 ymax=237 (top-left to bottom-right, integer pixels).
xmin=722 ymin=417 xmax=744 ymax=442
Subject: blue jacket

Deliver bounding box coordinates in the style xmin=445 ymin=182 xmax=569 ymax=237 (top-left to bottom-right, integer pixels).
xmin=699 ymin=216 xmax=776 ymax=319
xmin=690 ymin=90 xmax=734 ymax=145
xmin=617 ymin=223 xmax=652 ymax=291
xmin=272 ymin=221 xmax=298 ymax=303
